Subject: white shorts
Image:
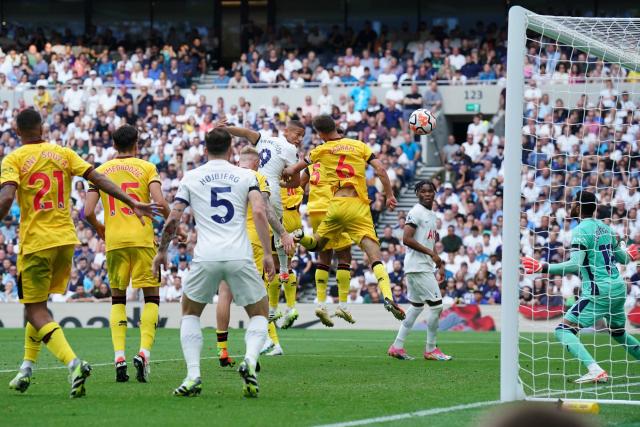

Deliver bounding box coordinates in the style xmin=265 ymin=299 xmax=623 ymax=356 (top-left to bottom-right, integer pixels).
xmin=406 ymin=271 xmax=441 ymax=303
xmin=183 ymin=260 xmax=267 ymax=306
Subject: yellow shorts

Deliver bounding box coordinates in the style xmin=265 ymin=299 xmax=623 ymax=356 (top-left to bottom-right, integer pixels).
xmin=251 ymin=242 xmax=264 ymax=278
xmin=17 ymin=244 xmax=75 ymax=303
xmin=283 ymin=208 xmax=302 ymax=233
xmin=106 ymin=247 xmax=159 ymax=290
xmin=317 ymin=198 xmax=378 ymax=246
xmin=309 ymin=212 xmax=353 ymax=251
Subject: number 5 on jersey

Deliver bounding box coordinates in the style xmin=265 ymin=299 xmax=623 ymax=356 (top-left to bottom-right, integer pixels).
xmin=211 ymin=186 xmax=234 ymax=224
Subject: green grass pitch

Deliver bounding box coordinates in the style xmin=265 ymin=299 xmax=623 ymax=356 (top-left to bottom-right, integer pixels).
xmin=1 ymin=328 xmax=639 ymax=426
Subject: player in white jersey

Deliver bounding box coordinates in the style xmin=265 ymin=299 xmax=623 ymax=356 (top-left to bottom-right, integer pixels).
xmin=152 ymin=129 xmax=274 ymax=398
xmin=215 ymin=118 xmax=304 ymax=326
xmin=388 ymin=180 xmax=452 ymax=361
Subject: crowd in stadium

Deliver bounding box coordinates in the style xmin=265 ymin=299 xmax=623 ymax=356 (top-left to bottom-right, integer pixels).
xmin=0 ymin=22 xmax=638 ymax=311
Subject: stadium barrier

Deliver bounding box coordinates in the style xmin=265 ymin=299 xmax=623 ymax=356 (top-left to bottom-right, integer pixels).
xmin=1 ymin=303 xmax=638 ymax=332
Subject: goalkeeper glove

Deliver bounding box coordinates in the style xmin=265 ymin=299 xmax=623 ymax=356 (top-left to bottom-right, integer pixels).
xmin=626 ymin=243 xmax=639 ymax=261
xmin=521 ymin=256 xmax=546 ymax=274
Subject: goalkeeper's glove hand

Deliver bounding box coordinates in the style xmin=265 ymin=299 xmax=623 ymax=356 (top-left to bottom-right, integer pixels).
xmin=626 ymin=243 xmax=639 ymax=261
xmin=521 ymin=256 xmax=546 ymax=274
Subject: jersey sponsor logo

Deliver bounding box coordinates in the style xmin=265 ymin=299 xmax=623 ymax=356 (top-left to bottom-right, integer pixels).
xmin=426 ymin=229 xmax=437 ymax=240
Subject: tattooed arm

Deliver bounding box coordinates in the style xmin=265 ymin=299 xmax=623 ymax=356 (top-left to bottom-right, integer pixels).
xmin=262 ymin=192 xmax=295 ymax=255
xmin=152 ymin=201 xmax=187 ymax=276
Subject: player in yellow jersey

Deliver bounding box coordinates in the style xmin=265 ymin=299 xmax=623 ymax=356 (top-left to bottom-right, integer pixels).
xmin=300 ymin=161 xmax=354 ymax=327
xmin=275 ymin=185 xmax=304 ymax=329
xmin=293 ymin=115 xmax=405 ymax=321
xmin=3 ymin=109 xmax=156 ymax=397
xmin=84 ymin=124 xmax=170 ymax=383
xmin=215 ymin=147 xmax=294 ymax=361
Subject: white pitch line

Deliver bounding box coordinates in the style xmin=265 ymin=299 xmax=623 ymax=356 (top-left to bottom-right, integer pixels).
xmin=313 ymin=400 xmax=501 ymax=427
xmin=0 ymin=353 xmax=499 ymax=374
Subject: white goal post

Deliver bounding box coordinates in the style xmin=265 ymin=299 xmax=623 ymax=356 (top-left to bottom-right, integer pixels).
xmin=502 ymin=6 xmax=640 ymax=404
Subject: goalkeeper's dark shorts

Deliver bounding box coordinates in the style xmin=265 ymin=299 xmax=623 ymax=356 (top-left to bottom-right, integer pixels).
xmin=564 ymin=293 xmax=626 ymax=328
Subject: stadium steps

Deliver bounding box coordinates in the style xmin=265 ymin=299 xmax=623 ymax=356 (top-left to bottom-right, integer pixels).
xmin=298 ymin=165 xmax=441 ymax=303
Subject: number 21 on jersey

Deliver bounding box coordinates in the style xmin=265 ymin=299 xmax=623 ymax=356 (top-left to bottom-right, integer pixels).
xmin=29 ymin=170 xmax=64 ymax=211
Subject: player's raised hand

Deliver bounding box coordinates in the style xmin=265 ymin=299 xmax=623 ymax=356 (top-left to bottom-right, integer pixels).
xmin=213 ymin=117 xmax=228 ymax=128
xmin=152 ymin=251 xmax=167 ymax=280
xmin=626 ymin=243 xmax=639 ymax=261
xmin=386 ymin=195 xmax=398 ymax=210
xmin=263 ymin=256 xmax=276 ymax=283
xmin=521 ymin=256 xmax=542 ymax=274
xmin=132 ymin=201 xmax=161 ymax=226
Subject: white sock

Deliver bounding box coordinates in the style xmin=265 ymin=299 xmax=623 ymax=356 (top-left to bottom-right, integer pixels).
xmin=587 ymin=362 xmax=603 ymax=373
xmin=180 ymin=315 xmax=202 ymax=380
xmin=114 ymin=350 xmax=125 ymax=362
xmin=393 ymin=305 xmax=424 ymax=349
xmin=244 ymin=315 xmax=268 ymax=368
xmin=20 ymin=360 xmax=34 ymax=371
xmin=338 ymin=302 xmax=347 ymax=310
xmin=425 ymin=304 xmax=443 ymax=353
xmin=140 ymin=348 xmax=150 ymax=360
xmin=67 ymin=358 xmax=79 ymax=372
xmin=276 ymin=247 xmax=288 ymax=275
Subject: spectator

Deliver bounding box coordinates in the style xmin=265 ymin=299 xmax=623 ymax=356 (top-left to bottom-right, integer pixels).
xmin=441 ymin=225 xmax=463 ymax=253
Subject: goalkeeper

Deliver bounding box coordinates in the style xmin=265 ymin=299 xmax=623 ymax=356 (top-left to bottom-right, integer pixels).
xmin=521 ymin=191 xmax=640 ymax=384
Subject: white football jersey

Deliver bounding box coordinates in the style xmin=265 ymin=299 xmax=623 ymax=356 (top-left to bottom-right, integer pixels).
xmin=255 ymin=135 xmax=298 ymax=193
xmin=404 ymin=203 xmax=439 ymax=273
xmin=175 ymin=159 xmax=259 ymax=262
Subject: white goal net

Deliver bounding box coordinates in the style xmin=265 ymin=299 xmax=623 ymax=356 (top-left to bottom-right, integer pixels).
xmin=502 ymin=7 xmax=640 ymax=404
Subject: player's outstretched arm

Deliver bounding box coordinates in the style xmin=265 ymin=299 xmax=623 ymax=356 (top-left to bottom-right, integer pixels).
xmin=152 ymin=201 xmax=186 ymax=277
xmin=83 ymin=190 xmax=105 ymax=240
xmin=403 ymin=224 xmax=443 ymax=268
xmin=282 ymin=159 xmax=309 ymax=181
xmin=86 ymin=169 xmax=158 ymax=225
xmin=149 ymin=181 xmax=171 ymax=218
xmin=262 ymin=191 xmax=294 ymax=255
xmin=370 ymin=157 xmax=397 ymax=210
xmin=249 ymin=189 xmax=276 ymax=281
xmin=521 ymin=249 xmax=585 ymax=275
xmin=0 ymin=184 xmax=16 ymax=220
xmin=214 ymin=117 xmax=260 ymax=144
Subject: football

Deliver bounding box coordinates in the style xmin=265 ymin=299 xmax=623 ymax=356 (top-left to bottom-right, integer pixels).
xmin=409 ymin=108 xmax=436 ymax=135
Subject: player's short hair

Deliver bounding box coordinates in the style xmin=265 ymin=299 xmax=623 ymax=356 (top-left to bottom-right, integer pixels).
xmin=240 ymin=146 xmax=259 ymax=158
xmin=414 ymin=179 xmax=437 ymax=194
xmin=574 ymin=190 xmax=597 ymax=217
xmin=205 ymin=128 xmax=232 ymax=155
xmin=287 ymin=120 xmax=305 ymax=131
xmin=312 ymin=115 xmax=336 ymax=133
xmin=16 ymin=108 xmax=42 ymax=133
xmin=112 ymin=124 xmax=138 ymax=151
